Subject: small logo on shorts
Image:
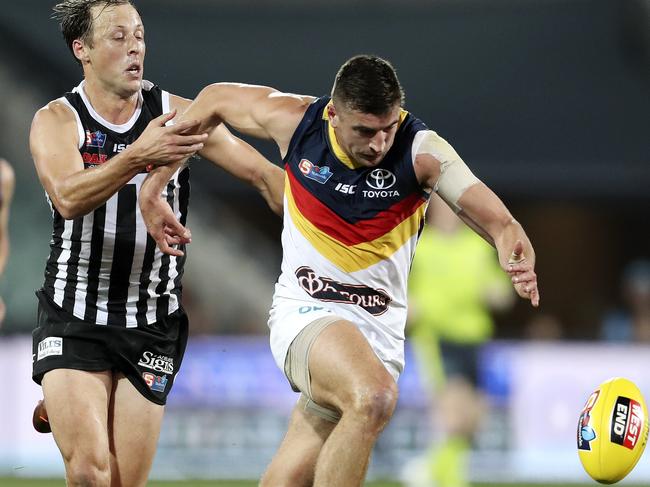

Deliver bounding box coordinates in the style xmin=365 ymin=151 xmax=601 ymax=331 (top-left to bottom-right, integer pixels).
xmin=37 ymin=337 xmax=63 ymax=361
xmin=143 ymin=372 xmax=168 ymax=393
xmin=138 ymin=351 xmax=174 ymax=374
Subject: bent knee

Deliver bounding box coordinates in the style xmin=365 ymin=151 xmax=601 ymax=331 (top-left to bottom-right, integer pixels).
xmin=348 ymin=380 xmax=398 ymax=429
xmin=64 ymin=450 xmax=110 ymax=487
xmin=66 ymin=462 xmax=110 ymax=487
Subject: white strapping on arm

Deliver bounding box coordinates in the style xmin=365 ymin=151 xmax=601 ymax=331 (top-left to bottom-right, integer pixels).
xmin=412 ymin=130 xmax=479 ymax=212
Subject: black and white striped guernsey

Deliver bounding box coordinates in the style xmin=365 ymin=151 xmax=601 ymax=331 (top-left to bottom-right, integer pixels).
xmin=42 ymin=80 xmax=189 ymax=327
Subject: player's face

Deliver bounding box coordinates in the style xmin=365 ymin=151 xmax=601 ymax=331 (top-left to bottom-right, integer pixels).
xmin=329 ymin=103 xmax=401 ymax=167
xmin=83 ymin=3 xmax=145 ymax=97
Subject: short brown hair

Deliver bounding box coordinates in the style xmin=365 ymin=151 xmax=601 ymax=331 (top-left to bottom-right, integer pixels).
xmin=52 ymin=0 xmax=134 ymax=63
xmin=331 ymin=55 xmax=405 ymax=115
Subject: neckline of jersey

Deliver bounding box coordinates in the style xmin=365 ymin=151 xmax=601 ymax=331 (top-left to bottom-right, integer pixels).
xmin=74 ymin=80 xmax=143 ymax=134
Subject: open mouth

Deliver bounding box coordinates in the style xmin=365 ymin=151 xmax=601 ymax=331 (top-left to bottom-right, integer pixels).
xmin=125 ymin=62 xmax=141 ymax=75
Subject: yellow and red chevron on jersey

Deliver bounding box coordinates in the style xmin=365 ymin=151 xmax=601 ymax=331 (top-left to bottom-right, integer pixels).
xmin=285 ymin=169 xmax=427 ymax=272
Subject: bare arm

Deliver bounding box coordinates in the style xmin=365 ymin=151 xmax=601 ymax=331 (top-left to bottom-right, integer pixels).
xmin=141 ymin=82 xmax=316 ymax=255
xmin=198 ymin=123 xmax=285 ymax=215
xmin=139 ymin=131 xmax=285 ymax=255
xmin=186 ymin=82 xmax=314 ymax=157
xmin=140 ymin=94 xmax=286 ymax=255
xmin=414 ymin=130 xmax=539 ymax=306
xmin=153 ymin=95 xmax=285 ymax=211
xmin=456 ymin=184 xmax=533 ymax=266
xmin=139 ymin=161 xmax=189 ymax=256
xmin=182 ymin=84 xmax=311 ymax=208
xmin=178 ymin=93 xmax=285 ymax=214
xmin=456 ymin=183 xmax=539 ymax=306
xmin=29 ymin=100 xmax=207 ymax=219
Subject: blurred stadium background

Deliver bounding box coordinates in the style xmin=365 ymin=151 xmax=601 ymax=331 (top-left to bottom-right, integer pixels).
xmin=0 ymin=0 xmax=648 ymax=484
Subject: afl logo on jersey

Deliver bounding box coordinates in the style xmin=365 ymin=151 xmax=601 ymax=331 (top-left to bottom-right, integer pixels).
xmin=299 ymin=159 xmax=333 ymax=184
xmin=85 ymin=130 xmax=107 ymax=148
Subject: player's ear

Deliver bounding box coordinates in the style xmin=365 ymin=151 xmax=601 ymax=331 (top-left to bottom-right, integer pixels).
xmin=327 ymin=103 xmax=339 ymax=128
xmin=72 ymin=39 xmax=90 ymax=64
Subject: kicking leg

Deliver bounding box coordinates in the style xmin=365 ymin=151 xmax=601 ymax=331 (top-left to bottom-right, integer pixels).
xmin=309 ymin=320 xmax=398 ymax=487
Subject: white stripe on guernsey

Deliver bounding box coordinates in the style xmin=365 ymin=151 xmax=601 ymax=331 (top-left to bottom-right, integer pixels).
xmin=94 ymin=195 xmax=118 ymax=325
xmin=147 ymin=90 xmax=175 ymax=322
xmin=72 ymin=211 xmax=95 ymax=319
xmin=73 ymin=80 xmax=143 ymax=134
xmin=143 ymin=174 xmax=172 ymax=322
xmin=163 ymin=170 xmax=181 ymax=315
xmin=57 ymin=97 xmax=84 ymax=149
xmin=161 ymin=90 xmax=171 ymax=123
xmin=143 ymin=169 xmax=182 ymax=323
xmin=145 ymin=245 xmax=165 ymax=323
xmin=125 ymin=173 xmax=149 ymax=327
xmin=126 ymin=89 xmax=173 ymax=324
xmin=52 ymin=220 xmax=75 ymax=307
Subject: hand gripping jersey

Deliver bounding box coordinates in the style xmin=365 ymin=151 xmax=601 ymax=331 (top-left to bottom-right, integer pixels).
xmin=270 ymin=96 xmax=429 ymax=377
xmin=42 ymin=80 xmax=189 ymax=327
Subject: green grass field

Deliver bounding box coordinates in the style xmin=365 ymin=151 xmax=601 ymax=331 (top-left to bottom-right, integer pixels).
xmin=0 ymin=480 xmax=640 ymax=487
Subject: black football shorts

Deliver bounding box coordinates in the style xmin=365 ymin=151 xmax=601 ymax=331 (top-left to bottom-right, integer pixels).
xmin=32 ymin=289 xmax=188 ymax=405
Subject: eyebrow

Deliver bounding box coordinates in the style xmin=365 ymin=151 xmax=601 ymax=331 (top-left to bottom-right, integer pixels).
xmin=112 ymin=24 xmax=145 ymax=31
xmin=352 ymin=119 xmax=399 ymax=132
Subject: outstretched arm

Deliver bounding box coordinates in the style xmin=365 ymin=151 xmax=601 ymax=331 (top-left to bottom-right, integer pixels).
xmin=177 ymin=84 xmax=311 ymax=204
xmin=139 ymin=126 xmax=285 ymax=256
xmin=140 ymin=93 xmax=288 ymax=255
xmin=198 ymin=123 xmax=285 ymax=215
xmin=139 ymin=162 xmax=192 ymax=257
xmin=414 ymin=130 xmax=539 ymax=307
xmin=184 ymin=82 xmax=313 ymax=157
xmin=455 ymin=183 xmax=539 ymax=307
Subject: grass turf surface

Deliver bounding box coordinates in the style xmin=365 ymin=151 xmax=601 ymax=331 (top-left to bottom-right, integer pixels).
xmin=0 ymin=480 xmax=637 ymax=487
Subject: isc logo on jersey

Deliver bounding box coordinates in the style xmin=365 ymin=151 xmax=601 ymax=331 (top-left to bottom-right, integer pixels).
xmin=577 ymin=377 xmax=648 ymax=484
xmin=333 ymin=169 xmax=401 ymax=198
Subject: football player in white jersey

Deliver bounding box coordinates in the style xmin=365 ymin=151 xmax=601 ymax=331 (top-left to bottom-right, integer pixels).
xmin=141 ymin=55 xmax=539 ymax=487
